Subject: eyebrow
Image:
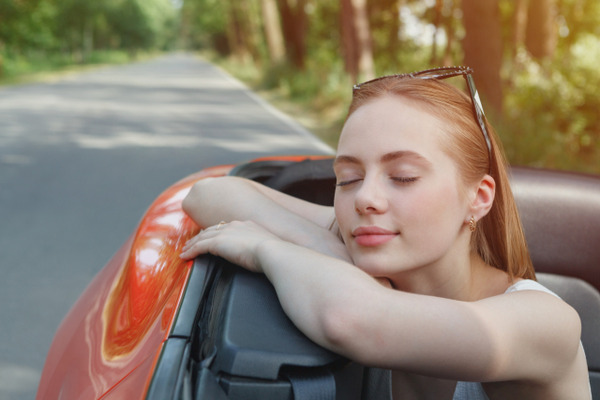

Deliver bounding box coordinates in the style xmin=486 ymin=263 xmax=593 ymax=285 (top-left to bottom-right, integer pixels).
xmin=334 ymin=150 xmax=432 ymax=168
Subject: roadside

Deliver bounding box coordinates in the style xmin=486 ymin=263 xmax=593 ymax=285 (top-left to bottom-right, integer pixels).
xmin=0 ymin=51 xmax=161 ymax=88
xmin=203 ymin=51 xmax=349 ymax=150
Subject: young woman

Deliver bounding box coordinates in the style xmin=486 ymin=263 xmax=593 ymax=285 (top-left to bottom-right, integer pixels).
xmin=180 ymin=67 xmax=591 ymax=399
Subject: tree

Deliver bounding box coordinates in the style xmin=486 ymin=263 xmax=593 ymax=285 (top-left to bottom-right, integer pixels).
xmin=261 ymin=0 xmax=285 ymax=64
xmin=510 ymin=0 xmax=529 ymax=59
xmin=461 ymin=0 xmax=503 ymax=113
xmin=440 ymin=0 xmax=459 ymax=66
xmin=180 ymin=0 xmax=229 ymax=53
xmin=224 ymin=0 xmax=252 ymax=62
xmin=367 ymin=0 xmax=401 ymax=72
xmin=341 ymin=0 xmax=359 ymax=80
xmin=557 ymin=0 xmax=600 ymax=48
xmin=277 ymin=0 xmax=307 ymax=69
xmin=340 ymin=0 xmax=374 ymax=82
xmin=525 ymin=0 xmax=558 ymax=59
xmin=430 ymin=0 xmax=443 ymax=65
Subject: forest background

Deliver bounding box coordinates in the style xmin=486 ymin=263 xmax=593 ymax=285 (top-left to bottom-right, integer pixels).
xmin=1 ymin=0 xmax=599 ymax=174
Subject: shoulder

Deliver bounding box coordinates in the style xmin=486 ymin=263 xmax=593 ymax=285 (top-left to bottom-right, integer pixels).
xmin=473 ymin=279 xmax=582 ymax=382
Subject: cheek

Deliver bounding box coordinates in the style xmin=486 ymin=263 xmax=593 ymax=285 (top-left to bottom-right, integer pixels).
xmin=333 ymin=192 xmax=354 ymax=240
xmin=401 ymin=183 xmax=464 ymax=237
xmin=333 ymin=192 xmax=348 ymax=218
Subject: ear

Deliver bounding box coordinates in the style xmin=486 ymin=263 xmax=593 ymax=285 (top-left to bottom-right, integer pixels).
xmin=467 ymin=175 xmax=495 ymax=223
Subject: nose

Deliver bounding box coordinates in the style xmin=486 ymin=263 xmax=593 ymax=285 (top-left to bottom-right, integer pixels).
xmin=354 ymin=176 xmax=388 ymax=215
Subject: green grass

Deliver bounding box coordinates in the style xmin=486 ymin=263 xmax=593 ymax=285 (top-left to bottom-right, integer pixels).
xmin=0 ymin=50 xmax=158 ymax=86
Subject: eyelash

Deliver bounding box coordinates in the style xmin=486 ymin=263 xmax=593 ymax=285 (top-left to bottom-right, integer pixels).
xmin=335 ymin=179 xmax=360 ymax=187
xmin=335 ymin=176 xmax=418 ymax=187
xmin=392 ymin=176 xmax=419 ymax=184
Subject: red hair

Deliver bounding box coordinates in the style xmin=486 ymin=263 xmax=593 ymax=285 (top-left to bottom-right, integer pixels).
xmin=347 ymin=77 xmax=535 ymax=280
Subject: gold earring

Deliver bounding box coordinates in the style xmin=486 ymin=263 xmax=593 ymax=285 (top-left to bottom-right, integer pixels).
xmin=469 ymin=216 xmax=476 ymax=232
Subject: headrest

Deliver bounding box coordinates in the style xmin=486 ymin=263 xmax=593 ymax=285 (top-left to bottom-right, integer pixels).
xmin=511 ymin=167 xmax=600 ymax=292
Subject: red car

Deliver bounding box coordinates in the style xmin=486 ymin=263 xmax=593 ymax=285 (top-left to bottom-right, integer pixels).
xmin=36 ymin=156 xmax=600 ymax=399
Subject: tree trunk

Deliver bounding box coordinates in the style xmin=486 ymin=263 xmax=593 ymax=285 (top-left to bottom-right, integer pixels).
xmin=461 ymin=0 xmax=503 ymax=114
xmin=430 ymin=0 xmax=443 ymax=65
xmin=341 ymin=0 xmax=375 ymax=82
xmin=351 ymin=0 xmax=375 ymax=81
xmin=376 ymin=0 xmax=402 ymax=62
xmin=525 ymin=0 xmax=557 ymax=59
xmin=340 ymin=0 xmax=359 ymax=81
xmin=261 ymin=0 xmax=285 ymax=64
xmin=224 ymin=1 xmax=244 ymax=61
xmin=240 ymin=0 xmax=262 ymax=63
xmin=225 ymin=0 xmax=258 ymax=63
xmin=511 ymin=0 xmax=529 ymax=58
xmin=277 ymin=0 xmax=307 ymax=69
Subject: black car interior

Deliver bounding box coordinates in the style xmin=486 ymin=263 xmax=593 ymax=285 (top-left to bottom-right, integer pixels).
xmin=146 ymin=158 xmax=600 ymax=400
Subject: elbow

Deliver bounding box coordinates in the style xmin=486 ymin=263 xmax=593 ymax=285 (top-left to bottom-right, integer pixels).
xmin=320 ymin=304 xmax=351 ymax=348
xmin=181 ymin=187 xmax=194 ymax=216
xmin=319 ymin=299 xmax=369 ymax=362
xmin=182 ymin=178 xmax=215 ymax=225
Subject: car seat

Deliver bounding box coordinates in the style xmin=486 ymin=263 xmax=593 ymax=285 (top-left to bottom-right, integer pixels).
xmin=511 ymin=167 xmax=600 ymax=398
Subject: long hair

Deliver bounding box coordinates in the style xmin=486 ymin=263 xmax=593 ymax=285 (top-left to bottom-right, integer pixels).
xmin=347 ymin=77 xmax=535 ymax=280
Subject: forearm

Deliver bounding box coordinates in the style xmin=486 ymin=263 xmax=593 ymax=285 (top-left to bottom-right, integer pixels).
xmin=183 ymin=177 xmax=348 ymax=260
xmin=255 ymin=239 xmax=379 ymax=355
xmin=254 ymin=239 xmax=493 ymax=375
xmin=184 ymin=176 xmax=328 ymax=226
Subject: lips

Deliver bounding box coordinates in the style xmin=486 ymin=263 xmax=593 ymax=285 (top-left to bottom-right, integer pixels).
xmin=351 ymin=226 xmax=398 ymax=247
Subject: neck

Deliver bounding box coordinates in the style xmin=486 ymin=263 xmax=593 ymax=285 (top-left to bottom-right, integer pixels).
xmin=389 ymin=250 xmax=505 ymax=301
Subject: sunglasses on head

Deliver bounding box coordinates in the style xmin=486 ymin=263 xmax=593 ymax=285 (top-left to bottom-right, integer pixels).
xmin=353 ymin=66 xmax=492 ymax=172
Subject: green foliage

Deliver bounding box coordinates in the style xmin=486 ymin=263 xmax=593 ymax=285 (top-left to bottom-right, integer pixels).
xmin=206 ymin=0 xmax=600 ymax=174
xmin=557 ymin=0 xmax=600 ymax=46
xmin=180 ymin=0 xmax=228 ymax=51
xmin=501 ymin=33 xmax=600 ymax=173
xmin=0 ymin=0 xmax=178 ymax=80
xmin=0 ymin=49 xmax=134 ymax=83
xmin=2 ymin=0 xmax=599 ymax=173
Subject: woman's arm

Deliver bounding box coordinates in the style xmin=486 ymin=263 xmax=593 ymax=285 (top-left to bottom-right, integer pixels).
xmin=182 ymin=176 xmax=347 ymax=260
xmin=260 ymin=239 xmax=584 ymax=384
xmin=182 ymin=223 xmax=583 ymax=385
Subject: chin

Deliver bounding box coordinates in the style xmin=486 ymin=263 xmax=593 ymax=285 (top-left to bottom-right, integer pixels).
xmin=352 ymin=256 xmax=401 ymax=277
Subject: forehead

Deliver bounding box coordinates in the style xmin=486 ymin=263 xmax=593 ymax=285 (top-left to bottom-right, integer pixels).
xmin=337 ymin=95 xmax=448 ymax=161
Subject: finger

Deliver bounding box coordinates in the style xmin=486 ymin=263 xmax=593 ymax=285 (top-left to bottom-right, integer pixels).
xmin=182 ymin=231 xmax=204 ymax=251
xmin=183 ymin=222 xmax=227 ymax=250
xmin=180 ymin=237 xmax=212 ymax=259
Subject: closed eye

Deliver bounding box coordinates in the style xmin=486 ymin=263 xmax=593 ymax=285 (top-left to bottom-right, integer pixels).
xmin=391 ymin=177 xmax=419 ymax=184
xmin=335 ymin=179 xmax=362 ymax=187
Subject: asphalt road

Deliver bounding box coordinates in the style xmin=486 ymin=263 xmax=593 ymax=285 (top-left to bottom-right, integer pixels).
xmin=0 ymin=52 xmax=333 ymax=400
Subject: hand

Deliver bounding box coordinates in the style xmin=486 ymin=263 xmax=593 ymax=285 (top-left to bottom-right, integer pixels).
xmin=180 ymin=220 xmax=280 ymax=273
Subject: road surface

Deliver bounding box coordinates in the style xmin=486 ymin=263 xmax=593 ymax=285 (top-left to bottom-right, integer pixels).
xmin=0 ymin=52 xmax=333 ymax=400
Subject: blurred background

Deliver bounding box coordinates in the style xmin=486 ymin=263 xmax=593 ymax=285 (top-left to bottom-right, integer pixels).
xmin=0 ymin=2 xmax=598 ymax=398
xmin=1 ymin=0 xmax=599 ymax=173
